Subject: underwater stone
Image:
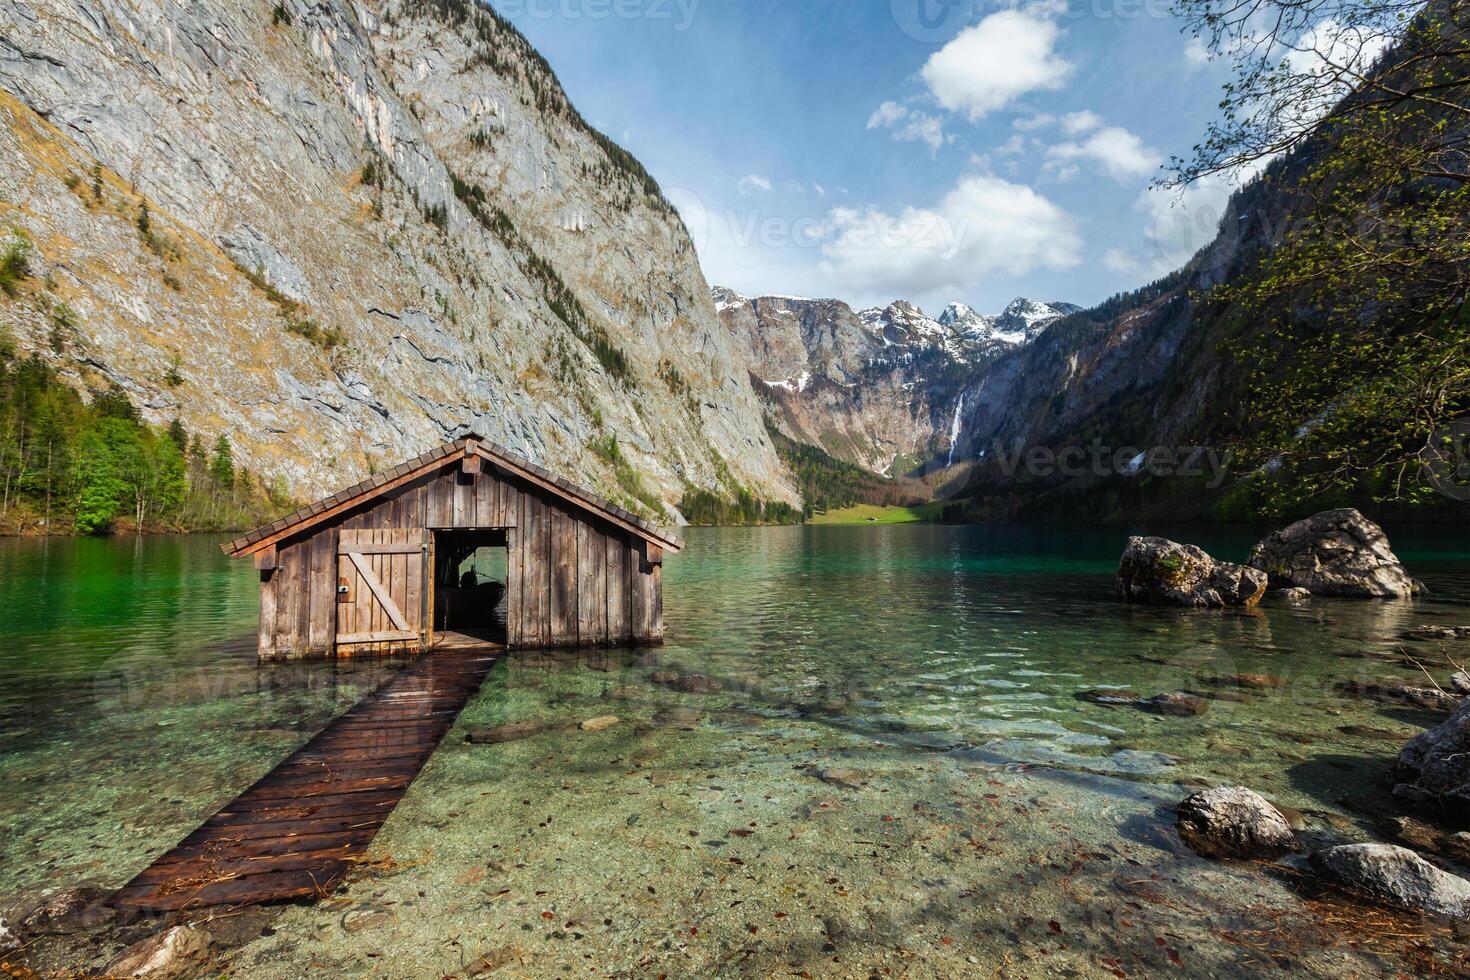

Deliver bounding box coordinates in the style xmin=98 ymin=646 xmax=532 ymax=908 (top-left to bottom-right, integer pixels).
xmin=580 ymin=715 xmax=621 ymax=732
xmin=1176 ymin=787 xmax=1299 ymax=859
xmin=653 ymin=706 xmax=702 ymax=729
xmin=1077 ymin=689 xmax=1143 ymax=706
xmin=1311 ymin=843 xmax=1470 ymax=917
xmin=102 ymin=924 xmax=211 ymax=978
xmin=1403 ymin=625 xmax=1470 ymax=642
xmin=807 ymin=767 xmax=865 ymax=789
xmin=1339 ymin=680 xmax=1459 ymax=713
xmin=1202 ymin=673 xmax=1286 ymax=690
xmin=671 ymin=674 xmax=723 ymax=694
xmin=465 ymin=719 xmax=546 ymax=744
xmin=10 ymin=886 xmax=110 ymax=936
xmin=1145 ymin=693 xmax=1209 ymax=717
xmin=1274 ymin=587 xmax=1312 ymax=602
xmin=341 ymin=907 xmax=395 ymax=933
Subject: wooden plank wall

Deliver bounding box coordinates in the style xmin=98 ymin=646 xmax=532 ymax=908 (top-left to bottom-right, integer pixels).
xmin=257 ymin=461 xmax=664 ymax=660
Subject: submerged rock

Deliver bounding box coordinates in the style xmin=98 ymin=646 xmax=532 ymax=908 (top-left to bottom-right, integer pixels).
xmin=580 ymin=715 xmax=621 ymax=732
xmin=671 ymin=674 xmax=723 ymax=695
xmin=1274 ymin=587 xmax=1312 ymax=602
xmin=1176 ymin=787 xmax=1299 ymax=859
xmin=1310 ymin=843 xmax=1470 ymax=916
xmin=720 ymin=673 xmax=764 ymax=694
xmin=1249 ymin=509 xmax=1417 ymax=598
xmin=341 ymin=906 xmax=395 ymax=933
xmin=1403 ymin=625 xmax=1470 ymax=642
xmin=652 ymin=706 xmax=702 ymax=729
xmin=1077 ymin=688 xmax=1143 ymax=706
xmin=102 ymin=925 xmax=211 ymax=978
xmin=465 ymin=719 xmax=546 ymax=744
xmin=1394 ymin=697 xmax=1470 ymax=822
xmin=1145 ymin=693 xmax=1209 ymax=717
xmin=807 ymin=766 xmax=865 ymax=789
xmin=9 ymin=885 xmax=110 ymax=935
xmin=1203 ymin=674 xmax=1286 ymax=690
xmin=1338 ymin=680 xmax=1458 ymax=713
xmin=1117 ymin=537 xmax=1267 ymax=608
xmin=1387 ymin=815 xmax=1470 ymax=863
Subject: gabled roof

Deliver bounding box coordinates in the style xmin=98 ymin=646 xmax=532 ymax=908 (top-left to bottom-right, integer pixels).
xmin=222 ymin=434 xmax=685 ymax=557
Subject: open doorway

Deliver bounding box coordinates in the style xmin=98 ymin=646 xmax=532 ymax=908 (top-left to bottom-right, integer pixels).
xmin=432 ymin=528 xmax=509 ymax=649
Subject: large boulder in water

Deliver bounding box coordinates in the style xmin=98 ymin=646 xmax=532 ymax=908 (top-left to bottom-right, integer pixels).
xmin=1310 ymin=843 xmax=1470 ymax=917
xmin=1394 ymin=696 xmax=1470 ymax=821
xmin=1176 ymin=786 xmax=1299 ymax=858
xmin=1117 ymin=537 xmax=1267 ymax=608
xmin=1248 ymin=509 xmax=1416 ymax=598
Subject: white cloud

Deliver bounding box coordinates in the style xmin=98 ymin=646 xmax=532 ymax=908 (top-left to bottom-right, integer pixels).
xmin=1128 ymin=159 xmax=1267 ymax=277
xmin=737 ymin=174 xmax=772 ymax=196
xmin=817 ymin=173 xmax=1081 ymax=300
xmin=867 ymin=101 xmax=908 ymax=129
xmin=1060 ymin=110 xmax=1102 ymax=135
xmin=1184 ymin=37 xmax=1211 ymax=66
xmin=1013 ymin=113 xmax=1055 ymax=131
xmin=920 ymin=10 xmax=1073 ymax=121
xmin=994 ymin=134 xmax=1027 ymax=156
xmin=1102 ymin=247 xmax=1141 ymax=274
xmin=1045 ymin=124 xmax=1160 ymax=182
xmin=867 ymin=100 xmax=949 ymax=153
xmin=1281 ymin=18 xmax=1394 ymax=126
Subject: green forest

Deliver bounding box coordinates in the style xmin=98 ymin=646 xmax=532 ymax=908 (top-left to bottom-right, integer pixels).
xmin=0 ymin=327 xmax=292 ymax=535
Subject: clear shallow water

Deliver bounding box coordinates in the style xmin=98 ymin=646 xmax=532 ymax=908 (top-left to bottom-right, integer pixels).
xmin=3 ymin=525 xmax=1470 ymax=976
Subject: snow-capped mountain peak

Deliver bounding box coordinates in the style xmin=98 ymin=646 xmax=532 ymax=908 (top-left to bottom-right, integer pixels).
xmin=711 ymin=285 xmax=750 ymax=313
xmin=937 ymin=302 xmax=981 ymax=328
xmin=992 ymin=297 xmax=1080 ymax=343
xmin=711 ymin=284 xmax=1079 ymax=478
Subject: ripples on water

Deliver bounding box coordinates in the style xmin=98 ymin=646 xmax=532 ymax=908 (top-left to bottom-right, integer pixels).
xmin=2 ymin=526 xmax=1469 ymax=976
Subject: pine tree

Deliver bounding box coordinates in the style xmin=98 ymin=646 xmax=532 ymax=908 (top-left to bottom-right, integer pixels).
xmin=210 ymin=434 xmax=235 ymax=491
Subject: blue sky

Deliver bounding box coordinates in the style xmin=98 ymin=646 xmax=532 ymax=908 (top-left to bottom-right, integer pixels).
xmin=500 ymin=0 xmax=1247 ymax=314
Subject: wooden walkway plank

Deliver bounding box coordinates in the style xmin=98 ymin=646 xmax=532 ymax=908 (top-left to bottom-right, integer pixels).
xmin=108 ymin=647 xmax=499 ymax=912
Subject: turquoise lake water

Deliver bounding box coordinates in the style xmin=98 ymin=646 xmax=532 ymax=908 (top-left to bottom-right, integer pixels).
xmin=2 ymin=524 xmax=1469 ymax=976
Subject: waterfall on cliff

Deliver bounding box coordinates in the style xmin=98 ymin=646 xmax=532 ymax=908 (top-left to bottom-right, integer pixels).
xmin=946 ymin=393 xmax=966 ymax=468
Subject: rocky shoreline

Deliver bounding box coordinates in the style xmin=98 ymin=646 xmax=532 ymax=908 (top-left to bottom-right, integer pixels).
xmin=1111 ymin=509 xmax=1470 ymax=921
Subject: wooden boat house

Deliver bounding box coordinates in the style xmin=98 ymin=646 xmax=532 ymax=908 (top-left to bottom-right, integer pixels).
xmin=223 ymin=433 xmax=683 ymax=660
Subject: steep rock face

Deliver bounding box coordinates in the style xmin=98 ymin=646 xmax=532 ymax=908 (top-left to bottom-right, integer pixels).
xmin=0 ymin=0 xmax=793 ymax=513
xmin=950 ymin=139 xmax=1370 ymax=516
xmin=715 ymin=287 xmax=1074 ymax=476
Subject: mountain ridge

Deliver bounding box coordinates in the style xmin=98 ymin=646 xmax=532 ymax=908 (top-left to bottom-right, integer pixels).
xmin=713 ymin=286 xmax=1076 ymax=477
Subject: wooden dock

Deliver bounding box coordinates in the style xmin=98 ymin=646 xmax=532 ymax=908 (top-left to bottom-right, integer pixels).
xmin=109 ymin=647 xmax=500 ymax=912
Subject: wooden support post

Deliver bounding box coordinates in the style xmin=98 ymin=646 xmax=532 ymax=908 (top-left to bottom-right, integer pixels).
xmin=461 ymin=455 xmax=481 ymax=477
xmin=254 ymin=544 xmax=278 ymax=573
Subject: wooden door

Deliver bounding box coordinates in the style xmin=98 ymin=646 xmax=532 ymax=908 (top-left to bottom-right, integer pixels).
xmin=336 ymin=528 xmax=429 ymax=656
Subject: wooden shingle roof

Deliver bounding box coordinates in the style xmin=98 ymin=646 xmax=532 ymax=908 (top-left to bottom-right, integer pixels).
xmin=222 ymin=434 xmax=685 ymax=557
